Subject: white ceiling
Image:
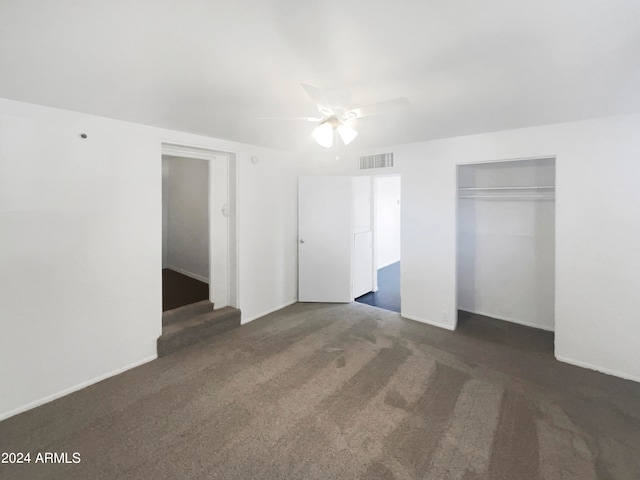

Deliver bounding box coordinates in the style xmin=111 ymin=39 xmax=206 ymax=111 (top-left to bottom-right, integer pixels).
xmin=1 ymin=0 xmax=639 ymax=151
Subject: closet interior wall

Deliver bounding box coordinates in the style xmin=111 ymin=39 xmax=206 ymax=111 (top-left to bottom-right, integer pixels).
xmin=457 ymin=158 xmax=556 ymax=331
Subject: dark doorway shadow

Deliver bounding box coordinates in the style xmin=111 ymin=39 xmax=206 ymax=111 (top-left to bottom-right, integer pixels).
xmin=162 ymin=269 xmax=209 ymax=311
xmin=355 ymin=261 xmax=400 ymax=313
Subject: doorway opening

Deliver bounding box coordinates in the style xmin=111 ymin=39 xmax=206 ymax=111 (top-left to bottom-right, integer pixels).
xmin=356 ymin=175 xmax=401 ymax=313
xmin=161 ymin=143 xmax=238 ymax=313
xmin=162 ymin=155 xmax=210 ymax=310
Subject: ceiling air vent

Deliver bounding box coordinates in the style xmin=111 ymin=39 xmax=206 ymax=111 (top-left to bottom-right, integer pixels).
xmin=358 ymin=153 xmax=394 ymax=170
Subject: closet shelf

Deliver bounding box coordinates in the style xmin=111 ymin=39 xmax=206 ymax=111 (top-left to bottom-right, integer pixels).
xmin=457 ymin=185 xmax=555 ymax=191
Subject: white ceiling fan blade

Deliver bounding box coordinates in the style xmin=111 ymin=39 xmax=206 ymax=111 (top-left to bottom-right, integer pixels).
xmin=346 ymin=97 xmax=410 ymax=119
xmin=258 ymin=116 xmax=323 ymax=122
xmin=301 ymin=83 xmax=332 ymax=112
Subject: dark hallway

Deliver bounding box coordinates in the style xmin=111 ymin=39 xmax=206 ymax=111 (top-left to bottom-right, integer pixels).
xmin=355 ymin=261 xmax=400 ymax=313
xmin=162 ymin=269 xmax=209 ymax=311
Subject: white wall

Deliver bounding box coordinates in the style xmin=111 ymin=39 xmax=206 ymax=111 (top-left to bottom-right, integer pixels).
xmin=457 ymin=160 xmax=555 ymax=331
xmin=0 ymin=97 xmax=300 ymax=420
xmin=163 ymin=156 xmax=209 ymax=282
xmin=237 ymin=154 xmax=301 ymax=323
xmin=375 ymin=176 xmax=401 ymax=268
xmin=407 ymin=115 xmax=640 ymax=381
xmin=309 ymin=114 xmax=640 ymax=383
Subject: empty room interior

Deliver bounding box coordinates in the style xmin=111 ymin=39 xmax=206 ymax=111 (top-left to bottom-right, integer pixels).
xmin=1 ymin=1 xmax=640 ymax=479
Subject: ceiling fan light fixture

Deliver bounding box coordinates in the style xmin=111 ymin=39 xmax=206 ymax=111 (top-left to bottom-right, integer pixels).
xmin=337 ymin=124 xmax=358 ymax=145
xmin=313 ymin=122 xmax=334 ymax=148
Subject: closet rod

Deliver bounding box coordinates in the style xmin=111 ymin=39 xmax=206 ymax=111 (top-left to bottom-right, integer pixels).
xmin=458 ymin=195 xmax=555 ymax=200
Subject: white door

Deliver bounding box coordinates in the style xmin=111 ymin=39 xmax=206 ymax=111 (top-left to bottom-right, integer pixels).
xmin=352 ymin=176 xmax=373 ymax=298
xmin=298 ymin=176 xmax=353 ymax=302
xmin=353 ymin=231 xmax=373 ymax=297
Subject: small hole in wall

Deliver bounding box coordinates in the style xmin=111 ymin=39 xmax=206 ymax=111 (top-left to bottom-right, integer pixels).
xmin=80 ymin=133 xmax=87 ymax=139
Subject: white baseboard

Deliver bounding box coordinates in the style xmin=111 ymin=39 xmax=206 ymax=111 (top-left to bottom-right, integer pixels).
xmin=0 ymin=354 xmax=157 ymax=422
xmin=165 ymin=266 xmax=209 ymax=284
xmin=401 ymin=313 xmax=456 ymax=331
xmin=459 ymin=308 xmax=554 ymax=332
xmin=555 ymin=355 xmax=640 ymax=384
xmin=241 ymin=299 xmax=297 ymax=325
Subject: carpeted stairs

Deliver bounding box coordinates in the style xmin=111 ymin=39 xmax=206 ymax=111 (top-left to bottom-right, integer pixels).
xmin=157 ymin=300 xmax=241 ymax=356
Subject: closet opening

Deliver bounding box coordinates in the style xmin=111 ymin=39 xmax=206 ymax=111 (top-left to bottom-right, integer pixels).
xmin=456 ymin=157 xmax=555 ymax=348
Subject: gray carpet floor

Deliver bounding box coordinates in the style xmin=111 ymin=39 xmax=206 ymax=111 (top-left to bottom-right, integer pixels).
xmin=1 ymin=302 xmax=640 ymax=479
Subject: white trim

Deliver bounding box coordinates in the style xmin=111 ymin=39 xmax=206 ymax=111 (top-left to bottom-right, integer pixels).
xmin=401 ymin=313 xmax=456 ymax=331
xmin=229 ymin=151 xmax=240 ymax=309
xmin=459 ymin=308 xmax=554 ymax=332
xmin=162 ymin=143 xmax=219 ymax=160
xmin=160 ymin=140 xmax=240 ymax=160
xmin=0 ymin=355 xmax=157 ymax=421
xmin=456 ymin=154 xmax=557 ymax=167
xmin=555 ymin=355 xmax=640 ymax=384
xmin=164 ymin=266 xmax=209 ymax=284
xmin=241 ymin=299 xmax=297 ymax=325
xmin=210 ymin=154 xmax=230 ymax=308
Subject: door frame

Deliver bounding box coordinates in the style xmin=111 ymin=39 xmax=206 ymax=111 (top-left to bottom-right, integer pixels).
xmin=161 ymin=142 xmax=239 ymax=309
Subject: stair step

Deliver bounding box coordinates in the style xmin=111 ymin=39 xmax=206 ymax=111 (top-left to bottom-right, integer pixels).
xmin=157 ymin=306 xmax=241 ymax=357
xmin=162 ymin=300 xmax=214 ymax=326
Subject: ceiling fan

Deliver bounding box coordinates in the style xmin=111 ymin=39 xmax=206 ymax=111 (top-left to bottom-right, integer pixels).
xmin=267 ymin=84 xmax=410 ymax=148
